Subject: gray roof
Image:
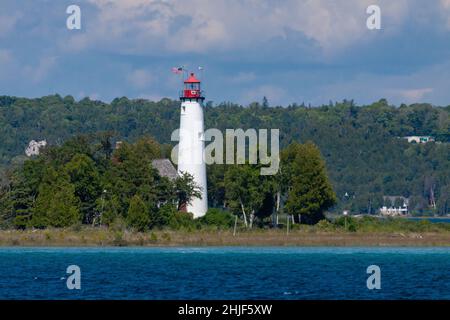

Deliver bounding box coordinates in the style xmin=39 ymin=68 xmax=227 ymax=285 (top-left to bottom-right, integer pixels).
xmin=383 ymin=196 xmax=409 ymax=206
xmin=152 ymin=159 xmax=178 ymax=180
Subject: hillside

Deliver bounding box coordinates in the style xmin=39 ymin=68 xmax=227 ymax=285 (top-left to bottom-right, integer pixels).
xmin=0 ymin=95 xmax=449 ymax=215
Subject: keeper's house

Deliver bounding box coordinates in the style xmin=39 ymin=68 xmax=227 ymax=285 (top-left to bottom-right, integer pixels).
xmin=403 ymin=136 xmax=435 ymax=144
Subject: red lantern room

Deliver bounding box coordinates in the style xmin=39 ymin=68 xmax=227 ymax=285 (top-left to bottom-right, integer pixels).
xmin=180 ymin=73 xmax=204 ymax=101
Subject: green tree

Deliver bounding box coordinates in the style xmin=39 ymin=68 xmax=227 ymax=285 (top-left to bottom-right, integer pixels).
xmin=97 ymin=194 xmax=121 ymax=226
xmin=199 ymin=208 xmax=234 ymax=228
xmin=31 ymin=168 xmax=80 ymax=228
xmin=175 ymin=172 xmax=202 ymax=211
xmin=126 ymin=195 xmax=150 ymax=231
xmin=6 ymin=159 xmax=46 ymax=228
xmin=106 ymin=137 xmax=161 ymax=215
xmin=224 ymin=164 xmax=267 ymax=228
xmin=65 ymin=154 xmax=102 ymax=224
xmin=283 ymin=142 xmax=336 ymax=224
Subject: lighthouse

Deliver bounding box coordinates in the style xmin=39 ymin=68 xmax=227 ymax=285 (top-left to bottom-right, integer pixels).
xmin=177 ymin=72 xmax=208 ymax=218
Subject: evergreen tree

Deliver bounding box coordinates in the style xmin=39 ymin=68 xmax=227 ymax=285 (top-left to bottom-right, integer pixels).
xmin=283 ymin=142 xmax=336 ymax=224
xmin=31 ymin=168 xmax=80 ymax=228
xmin=126 ymin=195 xmax=150 ymax=231
xmin=107 ymin=137 xmax=161 ymax=214
xmin=65 ymin=154 xmax=102 ymax=224
xmin=97 ymin=194 xmax=121 ymax=226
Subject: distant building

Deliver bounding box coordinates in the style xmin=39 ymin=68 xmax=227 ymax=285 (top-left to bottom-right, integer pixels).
xmin=25 ymin=140 xmax=47 ymax=157
xmin=404 ymin=136 xmax=435 ymax=144
xmin=379 ymin=206 xmax=408 ymax=216
xmin=151 ymin=159 xmax=178 ymax=181
xmin=151 ymin=159 xmax=178 ymax=209
xmin=380 ymin=196 xmax=409 ymax=216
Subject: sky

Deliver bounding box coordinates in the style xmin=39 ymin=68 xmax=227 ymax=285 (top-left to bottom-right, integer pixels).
xmin=2 ymin=0 xmax=450 ymax=106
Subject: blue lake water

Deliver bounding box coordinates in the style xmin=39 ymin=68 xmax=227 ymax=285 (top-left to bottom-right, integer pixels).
xmin=406 ymin=217 xmax=450 ymax=223
xmin=1 ymin=247 xmax=450 ymax=300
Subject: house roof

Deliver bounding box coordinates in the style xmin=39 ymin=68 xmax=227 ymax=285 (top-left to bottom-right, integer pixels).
xmin=151 ymin=158 xmax=178 ymax=180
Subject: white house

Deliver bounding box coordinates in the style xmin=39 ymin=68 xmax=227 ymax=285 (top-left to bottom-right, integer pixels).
xmin=404 ymin=136 xmax=435 ymax=144
xmin=380 ymin=196 xmax=409 ymax=216
xmin=25 ymin=140 xmax=47 ymax=157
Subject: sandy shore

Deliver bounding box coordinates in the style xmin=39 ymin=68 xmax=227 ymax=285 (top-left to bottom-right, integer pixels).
xmin=0 ymin=228 xmax=449 ymax=247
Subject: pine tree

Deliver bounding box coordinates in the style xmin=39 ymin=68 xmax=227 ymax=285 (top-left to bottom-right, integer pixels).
xmin=31 ymin=168 xmax=81 ymax=228
xmin=65 ymin=154 xmax=102 ymax=224
xmin=283 ymin=142 xmax=336 ymax=224
xmin=126 ymin=195 xmax=150 ymax=231
xmin=97 ymin=194 xmax=121 ymax=226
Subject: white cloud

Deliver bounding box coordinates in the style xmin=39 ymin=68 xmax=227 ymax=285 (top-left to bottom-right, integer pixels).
xmin=0 ymin=49 xmax=12 ymax=64
xmin=228 ymin=72 xmax=257 ymax=84
xmin=23 ymin=56 xmax=58 ymax=83
xmin=0 ymin=13 xmax=20 ymax=38
xmin=390 ymin=88 xmax=433 ymax=102
xmin=78 ymin=0 xmax=411 ymax=56
xmin=127 ymin=69 xmax=153 ymax=89
xmin=440 ymin=0 xmax=450 ymax=28
xmin=311 ymin=60 xmax=450 ymax=105
xmin=0 ymin=50 xmax=57 ymax=85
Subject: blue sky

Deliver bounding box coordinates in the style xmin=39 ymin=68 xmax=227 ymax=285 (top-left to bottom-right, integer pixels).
xmin=2 ymin=0 xmax=450 ymax=106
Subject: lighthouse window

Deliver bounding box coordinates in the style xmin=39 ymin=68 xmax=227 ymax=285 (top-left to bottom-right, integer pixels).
xmin=186 ymin=83 xmax=200 ymax=90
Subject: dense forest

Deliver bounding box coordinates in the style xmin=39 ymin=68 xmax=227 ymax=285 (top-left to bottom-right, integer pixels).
xmin=0 ymin=95 xmax=449 ymax=219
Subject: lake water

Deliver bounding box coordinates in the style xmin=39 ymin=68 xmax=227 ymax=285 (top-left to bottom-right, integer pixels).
xmin=1 ymin=247 xmax=450 ymax=300
xmin=406 ymin=217 xmax=450 ymax=223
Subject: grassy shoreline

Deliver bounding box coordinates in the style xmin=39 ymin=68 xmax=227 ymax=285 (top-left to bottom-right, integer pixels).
xmin=1 ymin=227 xmax=450 ymax=247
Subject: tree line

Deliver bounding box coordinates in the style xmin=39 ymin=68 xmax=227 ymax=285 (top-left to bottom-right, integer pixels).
xmin=0 ymin=133 xmax=336 ymax=230
xmin=0 ymin=95 xmax=449 ymax=216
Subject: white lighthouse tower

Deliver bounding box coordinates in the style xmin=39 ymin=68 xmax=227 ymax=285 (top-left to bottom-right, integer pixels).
xmin=177 ymin=72 xmax=208 ymax=218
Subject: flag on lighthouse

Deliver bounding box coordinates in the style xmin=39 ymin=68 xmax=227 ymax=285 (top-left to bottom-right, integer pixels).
xmin=172 ymin=67 xmax=183 ymax=74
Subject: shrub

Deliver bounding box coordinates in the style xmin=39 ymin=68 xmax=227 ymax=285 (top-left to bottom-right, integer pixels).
xmin=112 ymin=230 xmax=127 ymax=246
xmin=333 ymin=216 xmax=357 ymax=232
xmin=315 ymin=219 xmax=334 ymax=231
xmin=149 ymin=232 xmax=158 ymax=243
xmin=70 ymin=222 xmax=83 ymax=232
xmin=110 ymin=216 xmax=126 ymax=232
xmin=162 ymin=232 xmax=171 ymax=241
xmin=199 ymin=208 xmax=235 ymax=228
xmin=126 ymin=195 xmax=150 ymax=232
xmin=13 ymin=215 xmax=30 ymax=230
xmin=99 ymin=195 xmax=121 ymax=226
xmin=156 ymin=204 xmax=177 ymax=227
xmin=168 ymin=211 xmax=194 ymax=230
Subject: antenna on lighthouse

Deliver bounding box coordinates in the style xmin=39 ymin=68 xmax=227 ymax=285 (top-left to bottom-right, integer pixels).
xmin=198 ymin=66 xmax=205 ymax=91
